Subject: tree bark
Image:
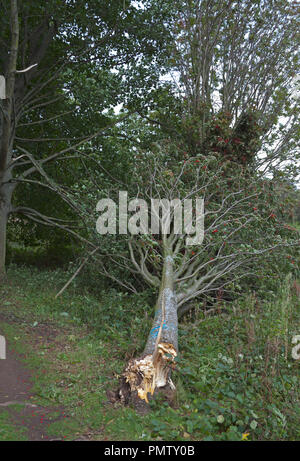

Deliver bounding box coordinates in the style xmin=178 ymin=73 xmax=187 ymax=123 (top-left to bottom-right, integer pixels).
xmin=0 ymin=0 xmax=19 ymax=277
xmin=0 ymin=202 xmax=8 ymax=280
xmin=144 ymin=255 xmax=178 ymax=356
xmin=0 ymin=169 xmax=15 ymax=278
xmin=120 ymin=252 xmax=178 ymax=406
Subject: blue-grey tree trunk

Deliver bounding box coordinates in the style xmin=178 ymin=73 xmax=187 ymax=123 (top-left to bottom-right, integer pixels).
xmin=121 ymin=253 xmax=178 ymax=405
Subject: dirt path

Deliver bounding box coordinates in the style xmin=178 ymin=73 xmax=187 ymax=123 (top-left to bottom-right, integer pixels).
xmin=0 ymin=327 xmax=65 ymax=441
xmin=0 ymin=348 xmax=32 ymax=404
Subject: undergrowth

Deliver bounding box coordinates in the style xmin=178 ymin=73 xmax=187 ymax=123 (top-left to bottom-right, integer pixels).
xmin=0 ymin=265 xmax=299 ymax=441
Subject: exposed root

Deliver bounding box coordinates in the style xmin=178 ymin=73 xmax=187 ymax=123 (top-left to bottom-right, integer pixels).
xmin=123 ymin=342 xmax=177 ymax=403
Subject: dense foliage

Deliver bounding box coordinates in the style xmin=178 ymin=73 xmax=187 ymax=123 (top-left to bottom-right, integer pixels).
xmin=0 ymin=0 xmax=299 ymax=442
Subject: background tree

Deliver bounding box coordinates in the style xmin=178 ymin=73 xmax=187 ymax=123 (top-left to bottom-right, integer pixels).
xmin=0 ymin=0 xmax=172 ymax=278
xmin=141 ymin=0 xmax=299 ymax=175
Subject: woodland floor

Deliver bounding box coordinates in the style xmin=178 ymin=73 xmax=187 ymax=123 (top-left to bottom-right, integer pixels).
xmin=0 ymin=311 xmax=91 ymax=441
xmin=0 ymin=265 xmax=299 ymax=441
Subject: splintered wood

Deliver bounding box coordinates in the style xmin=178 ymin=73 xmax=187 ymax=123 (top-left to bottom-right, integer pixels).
xmin=123 ymin=342 xmax=177 ymax=403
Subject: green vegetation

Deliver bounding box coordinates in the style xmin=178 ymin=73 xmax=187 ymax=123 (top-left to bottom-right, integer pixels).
xmin=0 ymin=410 xmax=28 ymax=441
xmin=0 ymin=0 xmax=299 ymax=442
xmin=1 ymin=266 xmax=299 ymax=441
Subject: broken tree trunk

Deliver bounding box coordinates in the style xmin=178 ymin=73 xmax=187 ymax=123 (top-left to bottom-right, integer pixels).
xmin=120 ymin=252 xmax=178 ymax=406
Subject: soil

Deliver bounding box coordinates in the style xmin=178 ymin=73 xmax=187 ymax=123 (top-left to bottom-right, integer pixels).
xmin=0 ymin=317 xmax=67 ymax=441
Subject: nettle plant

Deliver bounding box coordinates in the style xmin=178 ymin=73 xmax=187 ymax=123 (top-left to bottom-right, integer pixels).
xmin=89 ymin=146 xmax=299 ymax=405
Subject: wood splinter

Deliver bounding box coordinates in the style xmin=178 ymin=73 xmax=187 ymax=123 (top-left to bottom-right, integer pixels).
xmin=123 ymin=342 xmax=177 ymax=403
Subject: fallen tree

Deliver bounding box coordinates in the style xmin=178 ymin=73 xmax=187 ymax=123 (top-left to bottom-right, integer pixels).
xmin=120 ymin=251 xmax=178 ymax=405
xmin=83 ymin=148 xmax=299 ymax=406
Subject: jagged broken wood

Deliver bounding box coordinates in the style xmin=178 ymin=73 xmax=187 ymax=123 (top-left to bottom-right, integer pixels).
xmin=121 ymin=254 xmax=178 ymax=404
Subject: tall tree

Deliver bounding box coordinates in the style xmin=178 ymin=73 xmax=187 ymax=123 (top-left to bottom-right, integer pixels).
xmin=145 ymin=0 xmax=299 ymax=175
xmin=0 ymin=0 xmax=172 ymax=278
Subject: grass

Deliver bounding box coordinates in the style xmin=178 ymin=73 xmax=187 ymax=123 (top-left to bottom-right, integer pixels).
xmin=0 ymin=264 xmax=299 ymax=441
xmin=0 ymin=410 xmax=28 ymax=441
